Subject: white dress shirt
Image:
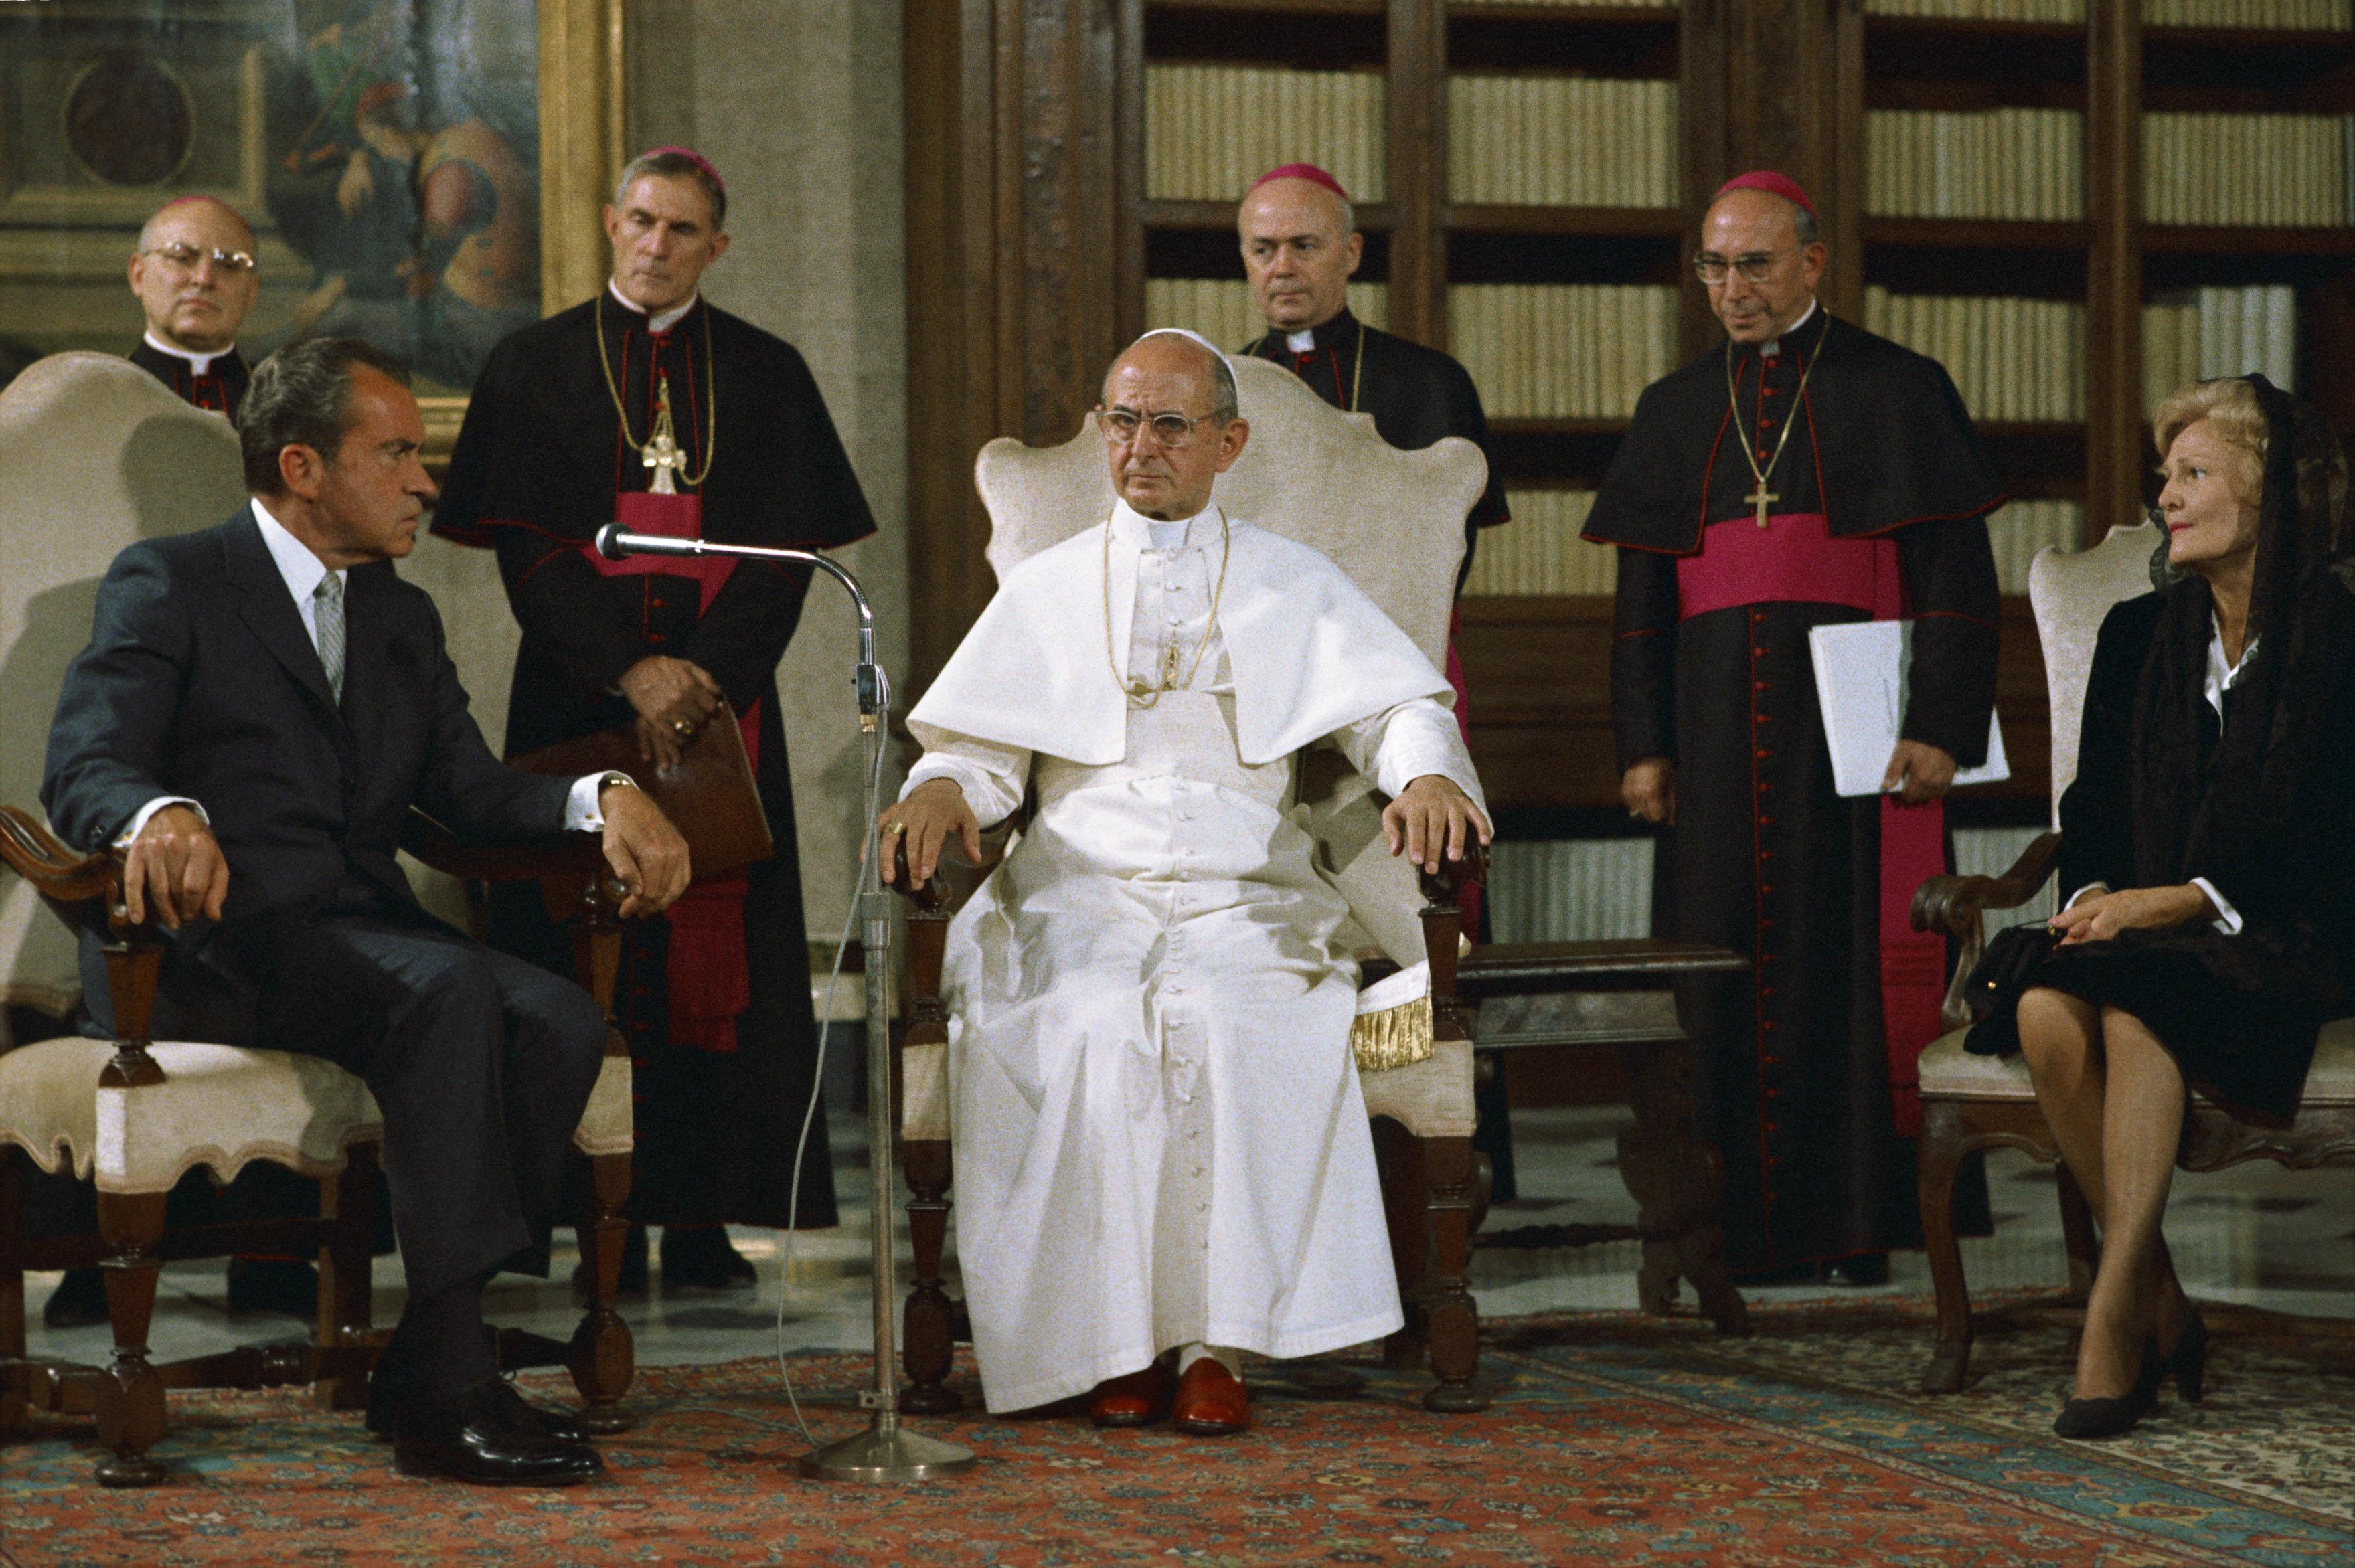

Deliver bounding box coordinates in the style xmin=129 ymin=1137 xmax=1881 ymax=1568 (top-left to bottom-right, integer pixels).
xmin=120 ymin=498 xmax=615 ymax=845
xmin=2062 ymin=613 xmax=2254 ymax=934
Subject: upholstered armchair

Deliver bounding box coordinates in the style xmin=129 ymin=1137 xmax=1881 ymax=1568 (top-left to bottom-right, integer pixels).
xmin=891 ymin=355 xmax=1492 ymax=1415
xmin=1909 ymin=519 xmax=2355 ymax=1393
xmin=0 ymin=355 xmax=635 ymax=1486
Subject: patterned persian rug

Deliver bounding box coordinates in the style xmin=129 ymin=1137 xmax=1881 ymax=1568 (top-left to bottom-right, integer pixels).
xmin=5 ymin=1296 xmax=2348 ymax=1567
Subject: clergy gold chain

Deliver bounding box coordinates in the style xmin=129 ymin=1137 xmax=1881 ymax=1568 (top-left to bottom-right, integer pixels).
xmin=1103 ymin=508 xmax=1232 ymax=708
xmin=1724 ymin=310 xmax=1829 ymax=525
xmin=594 ymin=292 xmax=718 ymax=488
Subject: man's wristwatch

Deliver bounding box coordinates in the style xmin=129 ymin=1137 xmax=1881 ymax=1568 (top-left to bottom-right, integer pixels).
xmin=596 ymin=770 xmax=638 ymax=800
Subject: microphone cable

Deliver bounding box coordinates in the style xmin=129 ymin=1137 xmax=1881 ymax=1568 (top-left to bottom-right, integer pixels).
xmin=773 ymin=727 xmax=890 ymax=1446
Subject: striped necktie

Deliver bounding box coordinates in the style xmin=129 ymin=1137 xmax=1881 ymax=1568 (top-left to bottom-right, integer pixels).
xmin=313 ymin=572 xmax=345 ymax=702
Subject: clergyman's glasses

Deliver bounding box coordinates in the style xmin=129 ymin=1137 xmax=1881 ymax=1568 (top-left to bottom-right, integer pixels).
xmin=1096 ymin=406 xmax=1221 ymax=451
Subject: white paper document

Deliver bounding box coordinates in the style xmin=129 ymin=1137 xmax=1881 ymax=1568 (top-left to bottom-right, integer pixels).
xmin=1807 ymin=620 xmax=2009 ymax=798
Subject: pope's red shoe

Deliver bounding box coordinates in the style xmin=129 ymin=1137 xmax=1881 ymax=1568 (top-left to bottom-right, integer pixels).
xmin=1170 ymin=1357 xmax=1250 ymax=1436
xmin=1088 ymin=1361 xmax=1169 ymax=1427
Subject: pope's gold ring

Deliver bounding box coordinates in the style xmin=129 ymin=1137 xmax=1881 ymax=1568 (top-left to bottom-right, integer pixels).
xmin=671 ymin=718 xmax=695 ymax=740
xmin=880 ymin=820 xmax=905 ymax=837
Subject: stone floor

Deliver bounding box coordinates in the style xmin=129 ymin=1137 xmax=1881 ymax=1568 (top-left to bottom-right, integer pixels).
xmin=23 ymin=1106 xmax=2354 ymax=1377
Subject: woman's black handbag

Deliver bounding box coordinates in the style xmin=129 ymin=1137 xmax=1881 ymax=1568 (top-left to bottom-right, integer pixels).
xmin=1961 ymin=922 xmax=2060 ymax=1056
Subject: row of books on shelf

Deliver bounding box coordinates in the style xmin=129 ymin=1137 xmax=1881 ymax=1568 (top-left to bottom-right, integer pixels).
xmin=1450 ymin=284 xmax=1678 ymax=420
xmin=2143 ymin=115 xmax=2350 ymax=228
xmin=1446 ymin=77 xmax=1679 ymax=210
xmin=2141 ymin=0 xmax=2352 ymax=24
xmin=1465 ymin=491 xmax=2081 ymax=598
xmin=1142 ymin=278 xmax=1390 ymax=353
xmin=1863 ymin=287 xmax=2085 ymax=422
xmin=1865 ymin=110 xmax=2085 ymax=220
xmin=1149 ymin=274 xmax=2303 ymax=438
xmin=2143 ymin=286 xmax=2299 ymax=413
xmin=1863 ymin=0 xmax=2084 ymax=16
xmin=1864 ymin=0 xmax=2352 ymax=19
xmin=1145 ymin=66 xmax=1386 ymax=205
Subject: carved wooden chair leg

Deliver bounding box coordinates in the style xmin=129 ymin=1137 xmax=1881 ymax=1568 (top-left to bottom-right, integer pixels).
xmin=900 ymin=1138 xmax=959 ymax=1414
xmin=1 ymin=1145 xmax=25 ymax=1438
xmin=313 ymin=1144 xmax=378 ymax=1411
xmin=1419 ymin=1133 xmax=1486 ymax=1412
xmin=2055 ymin=1160 xmax=2099 ymax=1300
xmin=1915 ymin=1101 xmax=1975 ymax=1395
xmin=1619 ymin=1038 xmax=1747 ymax=1332
xmin=92 ymin=1189 xmax=168 ymax=1487
xmin=570 ymin=1147 xmax=635 ymax=1434
xmin=1373 ymin=1118 xmax=1432 ymax=1371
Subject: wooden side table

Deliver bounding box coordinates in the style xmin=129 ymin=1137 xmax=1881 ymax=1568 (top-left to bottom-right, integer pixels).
xmin=1456 ymin=940 xmax=1751 ymax=1335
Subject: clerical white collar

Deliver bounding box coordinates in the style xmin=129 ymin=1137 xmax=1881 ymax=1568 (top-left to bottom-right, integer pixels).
xmin=1759 ymin=299 xmax=1819 ymax=359
xmin=1109 ymin=499 xmax=1219 ymax=553
xmin=1286 ymin=328 xmax=1315 ymax=353
xmin=606 ymin=278 xmax=698 ymax=335
xmin=249 ymin=496 xmax=345 ymax=604
xmin=145 ymin=330 xmax=233 ymax=377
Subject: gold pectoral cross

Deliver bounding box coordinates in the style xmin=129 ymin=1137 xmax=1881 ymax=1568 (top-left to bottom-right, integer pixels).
xmin=1747 ymin=485 xmax=1778 ymax=529
xmin=642 ymin=374 xmax=685 ymax=495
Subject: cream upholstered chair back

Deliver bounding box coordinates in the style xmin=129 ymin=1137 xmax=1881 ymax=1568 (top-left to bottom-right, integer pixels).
xmin=971 ymin=352 xmax=1485 ymax=962
xmin=2026 ymin=521 xmax=2162 ymax=826
xmin=975 ymin=353 xmax=1481 ymax=673
xmin=0 ymin=354 xmax=246 ymax=1018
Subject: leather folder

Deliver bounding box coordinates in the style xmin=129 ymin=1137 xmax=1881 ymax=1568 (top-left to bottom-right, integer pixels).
xmin=511 ymin=700 xmax=773 ymax=881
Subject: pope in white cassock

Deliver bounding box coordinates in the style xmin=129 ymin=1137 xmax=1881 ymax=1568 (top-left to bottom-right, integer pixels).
xmin=882 ymin=330 xmax=1491 ymax=1435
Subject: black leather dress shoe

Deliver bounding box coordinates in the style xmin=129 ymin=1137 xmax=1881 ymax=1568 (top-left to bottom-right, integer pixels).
xmin=370 ymin=1356 xmax=592 ymax=1446
xmin=658 ymin=1225 xmax=758 ymax=1290
xmin=1825 ymin=1252 xmax=1892 ymax=1287
xmin=42 ymin=1266 xmax=110 ymax=1329
xmin=226 ymin=1256 xmax=319 ymax=1318
xmin=393 ymin=1377 xmax=603 ymax=1486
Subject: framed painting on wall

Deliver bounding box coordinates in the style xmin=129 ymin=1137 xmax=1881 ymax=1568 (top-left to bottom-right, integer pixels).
xmin=0 ymin=0 xmax=619 ymax=450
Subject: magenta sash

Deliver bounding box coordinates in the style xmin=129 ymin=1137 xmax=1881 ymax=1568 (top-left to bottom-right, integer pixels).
xmin=1676 ymin=512 xmax=1945 ymax=1138
xmin=580 ymin=491 xmax=758 ymax=1055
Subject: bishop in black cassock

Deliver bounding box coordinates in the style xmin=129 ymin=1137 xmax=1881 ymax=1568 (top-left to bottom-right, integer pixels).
xmin=125 ymin=195 xmax=259 ymax=420
xmin=1234 ymin=161 xmax=1518 ymax=1194
xmin=1586 ymin=173 xmax=1999 ymax=1277
xmin=433 ymin=151 xmax=876 ymax=1277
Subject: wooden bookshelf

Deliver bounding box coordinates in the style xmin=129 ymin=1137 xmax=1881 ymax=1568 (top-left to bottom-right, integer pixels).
xmin=905 ymin=0 xmax=2355 ymax=818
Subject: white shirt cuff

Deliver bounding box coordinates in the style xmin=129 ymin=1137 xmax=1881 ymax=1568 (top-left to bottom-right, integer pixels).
xmin=903 ymin=755 xmax=1020 ymax=828
xmin=566 ymin=771 xmax=630 ymax=832
xmin=2188 ymin=876 xmax=2243 ymax=936
xmin=2062 ymin=882 xmax=2109 ymax=911
xmin=116 ymin=796 xmax=206 ymax=849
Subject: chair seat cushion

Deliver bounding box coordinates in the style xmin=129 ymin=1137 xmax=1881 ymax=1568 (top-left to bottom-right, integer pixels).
xmin=1919 ymin=1017 xmax=2355 ymax=1108
xmin=0 ymin=1037 xmax=383 ymax=1195
xmin=574 ymin=1051 xmax=634 ymax=1156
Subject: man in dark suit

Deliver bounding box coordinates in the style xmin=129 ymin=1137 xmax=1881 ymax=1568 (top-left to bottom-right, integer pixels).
xmin=42 ymin=337 xmax=690 ymax=1486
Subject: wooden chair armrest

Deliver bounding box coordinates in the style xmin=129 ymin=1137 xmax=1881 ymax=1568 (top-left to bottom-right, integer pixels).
xmin=402 ymin=808 xmax=606 ymax=883
xmin=1418 ymin=839 xmax=1489 ymax=910
xmin=886 ymin=820 xmax=1013 ymax=918
xmin=0 ymin=803 xmax=123 ymax=914
xmin=1910 ymin=831 xmax=2062 ymax=943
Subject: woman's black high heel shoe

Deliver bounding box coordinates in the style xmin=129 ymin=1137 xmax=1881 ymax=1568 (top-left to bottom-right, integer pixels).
xmin=2054 ymin=1341 xmax=2163 ymax=1440
xmin=2161 ymin=1307 xmax=2208 ymax=1404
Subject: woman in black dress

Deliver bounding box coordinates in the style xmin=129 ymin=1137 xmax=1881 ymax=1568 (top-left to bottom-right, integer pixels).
xmin=2003 ymin=374 xmax=2350 ymax=1438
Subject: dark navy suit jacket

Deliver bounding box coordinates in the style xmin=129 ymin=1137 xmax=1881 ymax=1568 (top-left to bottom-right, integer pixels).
xmin=42 ymin=507 xmax=572 ymax=1029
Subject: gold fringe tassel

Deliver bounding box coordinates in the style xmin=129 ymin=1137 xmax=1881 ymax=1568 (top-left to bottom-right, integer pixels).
xmin=1352 ymin=995 xmax=1435 ymax=1073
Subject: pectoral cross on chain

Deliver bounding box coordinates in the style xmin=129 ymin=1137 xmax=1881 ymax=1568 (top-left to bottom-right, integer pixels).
xmin=642 ymin=374 xmax=685 ymax=495
xmin=1747 ymin=484 xmax=1777 ymax=529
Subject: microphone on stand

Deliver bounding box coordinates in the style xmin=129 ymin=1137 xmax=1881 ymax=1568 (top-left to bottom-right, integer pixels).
xmin=593 ymin=520 xmax=968 ymax=1482
xmin=596 ymin=525 xmax=888 ymax=726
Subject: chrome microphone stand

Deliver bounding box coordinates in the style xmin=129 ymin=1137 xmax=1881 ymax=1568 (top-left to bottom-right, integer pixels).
xmin=596 ymin=525 xmax=976 ymax=1483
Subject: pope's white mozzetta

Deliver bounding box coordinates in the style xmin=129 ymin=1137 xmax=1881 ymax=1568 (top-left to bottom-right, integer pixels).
xmin=901 ymin=497 xmax=1483 ymax=1413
